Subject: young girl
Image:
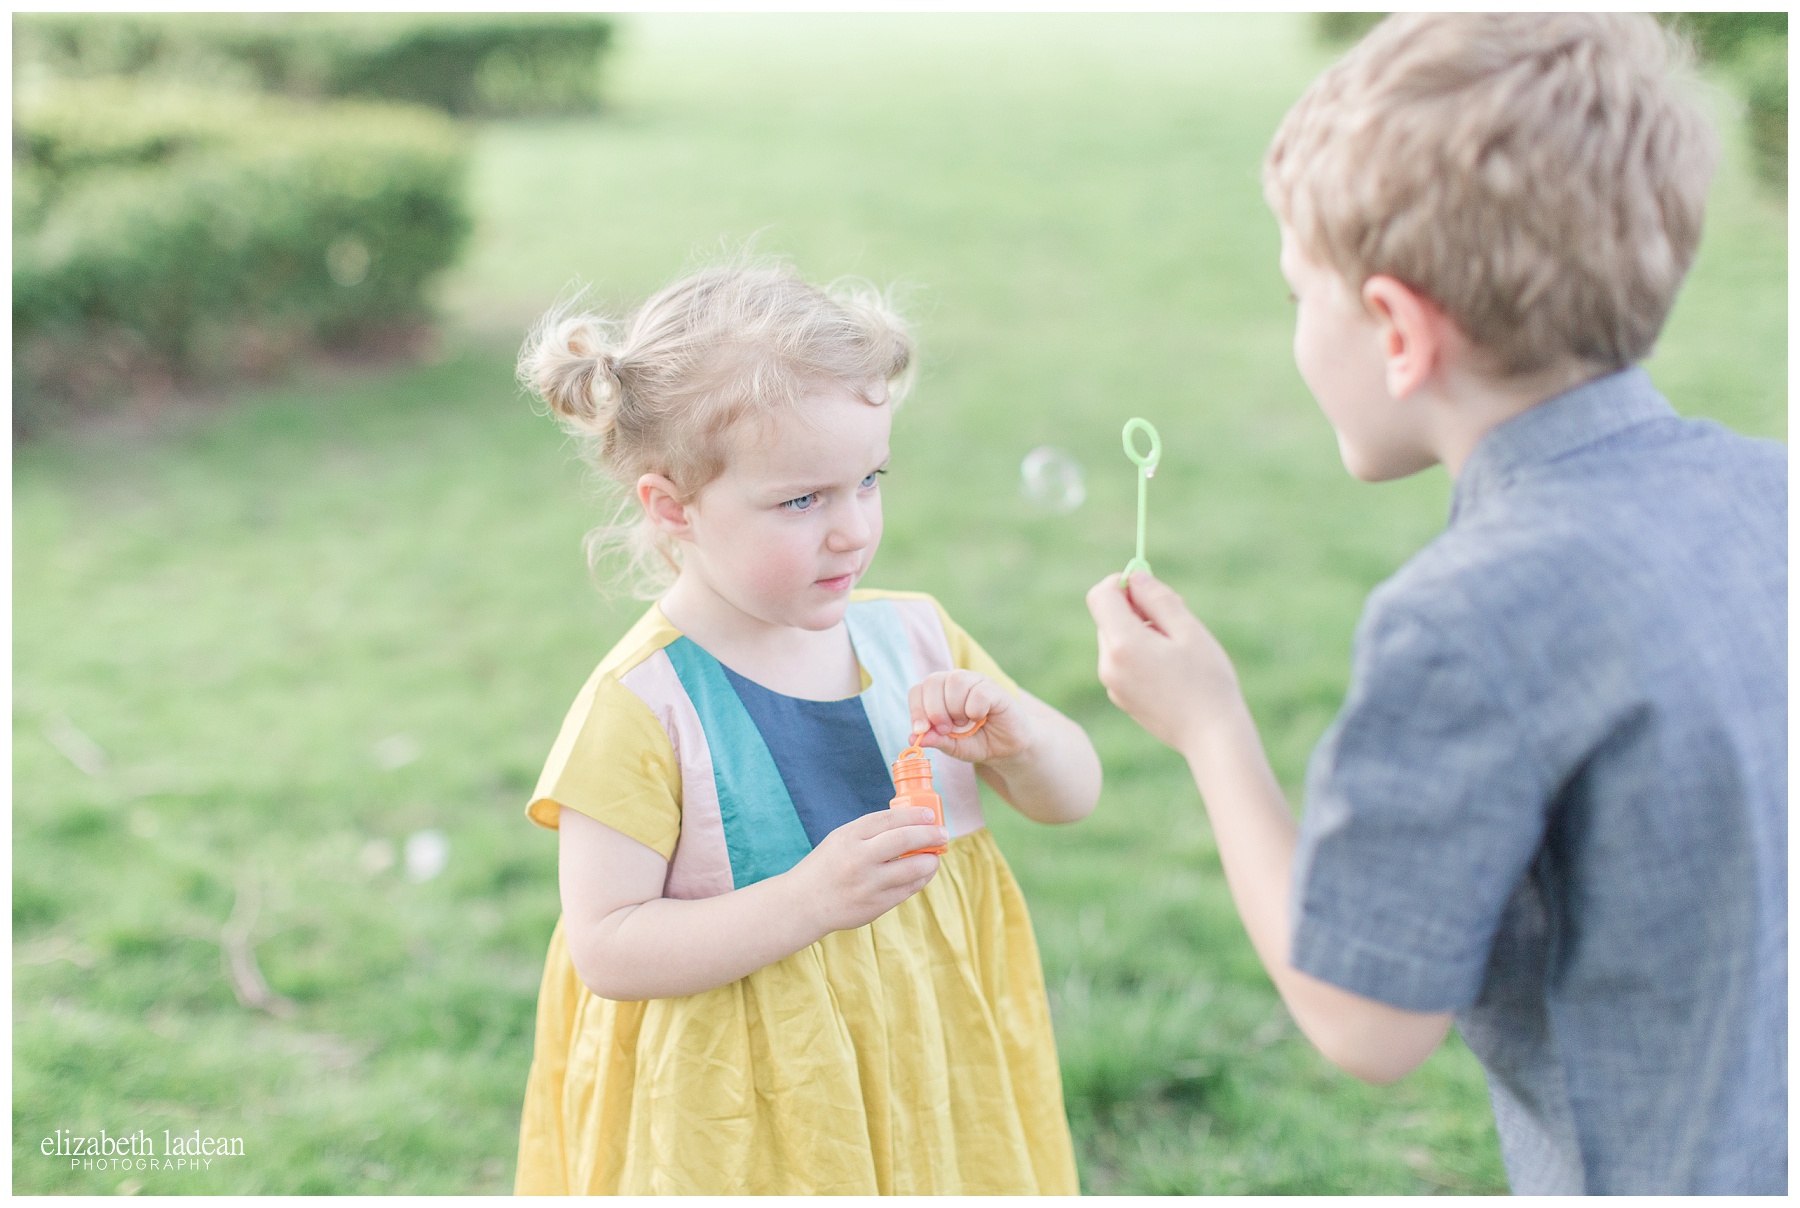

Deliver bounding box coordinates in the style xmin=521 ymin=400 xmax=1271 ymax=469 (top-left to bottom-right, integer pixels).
xmin=511 ymin=264 xmax=1101 ymax=1194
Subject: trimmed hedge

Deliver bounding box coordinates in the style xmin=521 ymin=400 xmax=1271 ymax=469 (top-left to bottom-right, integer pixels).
xmin=1671 ymin=15 xmax=1787 ymax=193
xmin=14 ymin=80 xmax=470 ymax=403
xmin=1313 ymin=13 xmax=1386 ymax=47
xmin=1667 ymin=12 xmax=1787 ymax=63
xmin=14 ymin=13 xmax=615 ymax=117
xmin=1741 ymin=37 xmax=1786 ymax=192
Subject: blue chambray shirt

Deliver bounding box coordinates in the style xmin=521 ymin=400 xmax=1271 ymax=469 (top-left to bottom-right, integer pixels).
xmin=1289 ymin=367 xmax=1786 ymax=1194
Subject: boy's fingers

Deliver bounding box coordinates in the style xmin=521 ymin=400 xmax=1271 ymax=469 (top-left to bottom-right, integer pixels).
xmin=1086 ymin=575 xmax=1144 ymax=632
xmin=1124 ymin=571 xmax=1194 ymax=635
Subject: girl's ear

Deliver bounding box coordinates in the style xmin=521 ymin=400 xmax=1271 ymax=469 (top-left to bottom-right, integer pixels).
xmin=637 ymin=473 xmax=693 ymax=539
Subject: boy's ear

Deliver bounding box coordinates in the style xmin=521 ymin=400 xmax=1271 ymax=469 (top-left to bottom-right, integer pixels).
xmin=1361 ymin=275 xmax=1449 ymax=400
xmin=637 ymin=473 xmax=693 ymax=539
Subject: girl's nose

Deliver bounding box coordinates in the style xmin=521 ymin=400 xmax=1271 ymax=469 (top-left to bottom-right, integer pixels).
xmin=825 ymin=499 xmax=873 ymax=552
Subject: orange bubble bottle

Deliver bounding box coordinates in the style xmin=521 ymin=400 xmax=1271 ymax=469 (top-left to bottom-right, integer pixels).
xmin=888 ymin=717 xmax=985 ymax=857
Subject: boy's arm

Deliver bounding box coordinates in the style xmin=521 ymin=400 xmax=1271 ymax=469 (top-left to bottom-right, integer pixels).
xmin=1087 ymin=572 xmax=1451 ymax=1084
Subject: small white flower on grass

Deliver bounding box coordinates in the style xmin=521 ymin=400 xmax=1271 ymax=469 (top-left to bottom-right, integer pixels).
xmin=326 ymin=235 xmax=372 ymax=287
xmin=404 ymin=829 xmax=450 ymax=882
xmin=359 ymin=838 xmax=397 ymax=876
xmin=372 ymin=734 xmax=420 ymax=771
xmin=44 ymin=713 xmax=108 ymax=776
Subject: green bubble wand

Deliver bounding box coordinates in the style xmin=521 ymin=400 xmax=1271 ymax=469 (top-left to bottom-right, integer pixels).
xmin=1121 ymin=417 xmax=1161 ymax=580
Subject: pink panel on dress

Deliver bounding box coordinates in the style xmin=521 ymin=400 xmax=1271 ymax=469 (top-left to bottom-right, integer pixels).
xmin=621 ymin=649 xmax=735 ymax=900
xmin=892 ymin=598 xmax=987 ymax=839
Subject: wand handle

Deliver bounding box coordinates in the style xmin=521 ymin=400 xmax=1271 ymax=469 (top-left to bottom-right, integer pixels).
xmin=1121 ymin=418 xmax=1161 ymax=579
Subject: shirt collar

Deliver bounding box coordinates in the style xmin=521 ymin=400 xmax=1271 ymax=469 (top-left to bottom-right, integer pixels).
xmin=1450 ymin=366 xmax=1676 ymax=523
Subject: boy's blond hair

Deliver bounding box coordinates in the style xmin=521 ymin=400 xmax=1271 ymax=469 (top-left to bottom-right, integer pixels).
xmin=519 ymin=261 xmax=913 ymax=598
xmin=1264 ymin=14 xmax=1718 ymax=376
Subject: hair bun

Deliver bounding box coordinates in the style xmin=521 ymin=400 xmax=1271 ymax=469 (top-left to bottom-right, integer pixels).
xmin=595 ymin=351 xmax=624 ymax=398
xmin=520 ymin=311 xmax=623 ymax=430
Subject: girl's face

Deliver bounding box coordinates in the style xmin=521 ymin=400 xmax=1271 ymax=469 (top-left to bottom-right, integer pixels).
xmin=677 ymin=382 xmax=892 ymax=633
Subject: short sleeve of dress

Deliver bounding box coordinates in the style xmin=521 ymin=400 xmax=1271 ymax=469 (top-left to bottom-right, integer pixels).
xmin=526 ymin=673 xmax=682 ymax=861
xmin=930 ymin=599 xmax=1022 ymax=698
xmin=1290 ymin=593 xmax=1557 ymax=1013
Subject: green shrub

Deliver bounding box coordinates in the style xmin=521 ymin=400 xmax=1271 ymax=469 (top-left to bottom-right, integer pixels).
xmin=1741 ymin=36 xmax=1787 ymax=191
xmin=13 ymin=80 xmax=471 ymax=407
xmin=1313 ymin=13 xmax=1387 ymax=47
xmin=14 ymin=13 xmax=615 ymax=117
xmin=1663 ymin=15 xmax=1787 ymax=195
xmin=1665 ymin=12 xmax=1787 ymax=62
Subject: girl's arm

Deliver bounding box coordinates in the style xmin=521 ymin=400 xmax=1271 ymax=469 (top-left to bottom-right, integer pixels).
xmin=911 ymin=676 xmax=1102 ymax=825
xmin=558 ymin=804 xmax=946 ymax=1002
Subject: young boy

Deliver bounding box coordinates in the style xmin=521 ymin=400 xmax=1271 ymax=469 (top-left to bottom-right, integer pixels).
xmin=1087 ymin=14 xmax=1784 ymax=1195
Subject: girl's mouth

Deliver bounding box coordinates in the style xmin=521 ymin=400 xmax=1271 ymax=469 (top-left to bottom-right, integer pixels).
xmin=815 ymin=572 xmax=856 ymax=592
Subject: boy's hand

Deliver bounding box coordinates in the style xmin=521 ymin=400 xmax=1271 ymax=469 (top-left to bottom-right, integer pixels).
xmin=791 ymin=807 xmax=945 ymax=934
xmin=908 ymin=669 xmax=1030 ymax=764
xmin=1086 ymin=570 xmax=1247 ymax=757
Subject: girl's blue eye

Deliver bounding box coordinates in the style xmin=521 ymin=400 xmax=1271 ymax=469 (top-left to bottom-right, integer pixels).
xmin=861 ymin=469 xmax=887 ymax=490
xmin=780 ymin=492 xmax=819 ymax=512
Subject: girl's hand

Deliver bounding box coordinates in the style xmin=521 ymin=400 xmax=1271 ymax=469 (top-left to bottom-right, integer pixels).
xmin=908 ymin=670 xmax=1033 ymax=764
xmin=789 ymin=807 xmax=946 ymax=934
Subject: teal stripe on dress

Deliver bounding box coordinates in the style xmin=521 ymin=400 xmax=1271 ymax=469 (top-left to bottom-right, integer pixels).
xmin=663 ymin=637 xmax=814 ymax=889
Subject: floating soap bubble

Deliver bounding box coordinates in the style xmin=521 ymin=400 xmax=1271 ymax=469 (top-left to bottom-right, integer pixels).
xmin=1019 ymin=446 xmax=1086 ymax=514
xmin=404 ymin=828 xmax=451 ymax=882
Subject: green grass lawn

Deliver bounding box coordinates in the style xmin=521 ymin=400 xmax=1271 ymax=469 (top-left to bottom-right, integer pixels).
xmin=13 ymin=15 xmax=1785 ymax=1195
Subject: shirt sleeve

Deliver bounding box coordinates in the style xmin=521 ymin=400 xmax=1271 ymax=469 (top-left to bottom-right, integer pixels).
xmin=931 ymin=598 xmax=1022 ymax=698
xmin=1290 ymin=591 xmax=1558 ymax=1013
xmin=525 ymin=673 xmax=682 ymax=861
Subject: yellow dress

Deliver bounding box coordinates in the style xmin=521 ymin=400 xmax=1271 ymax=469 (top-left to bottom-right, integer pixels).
xmin=513 ymin=590 xmax=1079 ymax=1194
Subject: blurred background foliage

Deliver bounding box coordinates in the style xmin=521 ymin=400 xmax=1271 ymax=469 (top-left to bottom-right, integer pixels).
xmin=12 ymin=14 xmax=614 ymax=116
xmin=11 ymin=13 xmax=1785 ymax=1196
xmin=13 ymin=83 xmax=468 ymax=428
xmin=1317 ymin=12 xmax=1787 ymax=191
xmin=11 ymin=14 xmax=614 ymax=432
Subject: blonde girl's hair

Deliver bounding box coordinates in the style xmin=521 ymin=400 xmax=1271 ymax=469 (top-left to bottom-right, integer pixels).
xmin=1264 ymin=13 xmax=1717 ymax=376
xmin=518 ymin=261 xmax=915 ymax=598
